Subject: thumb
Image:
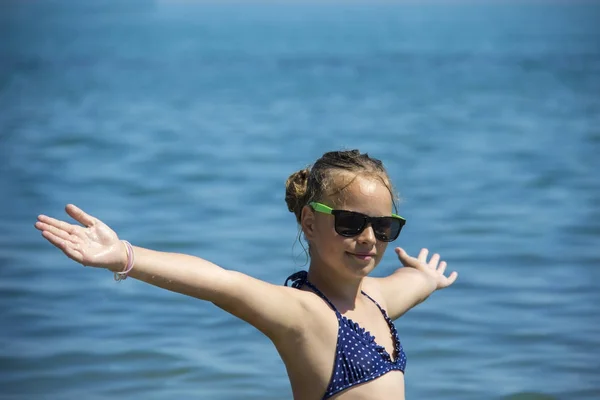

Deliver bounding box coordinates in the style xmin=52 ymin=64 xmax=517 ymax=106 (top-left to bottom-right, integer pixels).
xmin=395 ymin=247 xmax=423 ymax=270
xmin=395 ymin=247 xmax=412 ymax=266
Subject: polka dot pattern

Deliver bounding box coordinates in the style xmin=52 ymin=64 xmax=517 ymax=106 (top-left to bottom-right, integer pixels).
xmin=285 ymin=271 xmax=408 ymax=400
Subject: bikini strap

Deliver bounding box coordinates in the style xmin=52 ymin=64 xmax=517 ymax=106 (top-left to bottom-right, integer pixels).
xmin=284 ymin=270 xmax=309 ymax=289
xmin=284 ymin=271 xmax=341 ymax=316
xmin=361 ymin=290 xmax=396 ymax=330
xmin=361 ymin=291 xmax=387 ymax=314
xmin=361 ymin=289 xmax=401 ymax=359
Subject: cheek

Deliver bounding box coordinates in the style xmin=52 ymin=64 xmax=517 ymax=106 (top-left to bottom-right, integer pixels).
xmin=311 ymin=219 xmax=342 ymax=253
xmin=314 ymin=217 xmax=337 ymax=241
xmin=376 ymin=242 xmax=389 ymax=260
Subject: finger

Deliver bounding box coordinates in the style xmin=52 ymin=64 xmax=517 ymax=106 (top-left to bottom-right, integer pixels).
xmin=36 ymin=221 xmax=80 ymax=243
xmin=439 ymin=271 xmax=458 ymax=288
xmin=446 ymin=271 xmax=458 ymax=285
xmin=395 ymin=247 xmax=420 ymax=269
xmin=65 ymin=204 xmax=96 ymax=228
xmin=395 ymin=247 xmax=410 ymax=263
xmin=428 ymin=253 xmax=440 ymax=268
xmin=41 ymin=229 xmax=70 ymax=249
xmin=41 ymin=231 xmax=84 ymax=264
xmin=37 ymin=215 xmax=78 ymax=235
xmin=437 ymin=261 xmax=447 ymax=275
xmin=417 ymin=248 xmax=429 ymax=263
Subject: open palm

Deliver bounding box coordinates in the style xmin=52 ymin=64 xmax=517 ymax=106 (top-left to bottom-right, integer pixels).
xmin=35 ymin=204 xmax=125 ymax=271
xmin=396 ymin=247 xmax=458 ymax=290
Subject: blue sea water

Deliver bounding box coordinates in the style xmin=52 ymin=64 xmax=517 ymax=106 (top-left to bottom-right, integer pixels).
xmin=1 ymin=1 xmax=599 ymax=399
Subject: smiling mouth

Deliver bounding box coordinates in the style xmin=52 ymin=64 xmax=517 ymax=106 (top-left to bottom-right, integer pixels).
xmin=348 ymin=252 xmax=375 ymax=259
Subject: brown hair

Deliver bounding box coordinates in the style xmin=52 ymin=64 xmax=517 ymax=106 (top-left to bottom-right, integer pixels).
xmin=285 ymin=149 xmax=399 ymax=224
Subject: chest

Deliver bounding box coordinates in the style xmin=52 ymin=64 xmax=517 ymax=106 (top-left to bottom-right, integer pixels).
xmin=341 ymin=304 xmax=397 ymax=359
xmin=281 ymin=297 xmax=405 ymax=400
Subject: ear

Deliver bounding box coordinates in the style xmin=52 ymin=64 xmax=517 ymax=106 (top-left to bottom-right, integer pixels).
xmin=300 ymin=205 xmax=316 ymax=241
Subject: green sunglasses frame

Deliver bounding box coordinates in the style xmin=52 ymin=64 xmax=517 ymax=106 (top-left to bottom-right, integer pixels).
xmin=308 ymin=201 xmax=406 ymax=241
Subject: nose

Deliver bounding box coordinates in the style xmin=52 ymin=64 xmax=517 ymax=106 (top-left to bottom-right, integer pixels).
xmin=356 ymin=223 xmax=376 ymax=245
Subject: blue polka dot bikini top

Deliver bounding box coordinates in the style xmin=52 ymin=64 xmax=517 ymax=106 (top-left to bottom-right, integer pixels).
xmin=285 ymin=271 xmax=407 ymax=400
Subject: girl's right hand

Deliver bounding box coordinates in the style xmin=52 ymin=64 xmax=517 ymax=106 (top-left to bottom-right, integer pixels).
xmin=35 ymin=204 xmax=127 ymax=272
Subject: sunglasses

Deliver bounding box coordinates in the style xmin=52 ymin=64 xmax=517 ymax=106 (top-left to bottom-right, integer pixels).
xmin=309 ymin=202 xmax=406 ymax=242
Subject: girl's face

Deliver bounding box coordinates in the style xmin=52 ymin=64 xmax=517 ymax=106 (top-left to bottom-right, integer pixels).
xmin=303 ymin=174 xmax=395 ymax=280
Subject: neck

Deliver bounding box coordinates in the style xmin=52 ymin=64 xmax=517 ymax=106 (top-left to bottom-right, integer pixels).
xmin=306 ymin=262 xmax=363 ymax=312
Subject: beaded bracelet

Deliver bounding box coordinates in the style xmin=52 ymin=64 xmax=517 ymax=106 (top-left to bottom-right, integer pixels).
xmin=114 ymin=240 xmax=135 ymax=282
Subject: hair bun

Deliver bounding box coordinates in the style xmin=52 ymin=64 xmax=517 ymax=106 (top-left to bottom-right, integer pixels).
xmin=285 ymin=167 xmax=310 ymax=223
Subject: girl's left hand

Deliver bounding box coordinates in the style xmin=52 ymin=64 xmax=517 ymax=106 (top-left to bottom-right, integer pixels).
xmin=395 ymin=247 xmax=458 ymax=291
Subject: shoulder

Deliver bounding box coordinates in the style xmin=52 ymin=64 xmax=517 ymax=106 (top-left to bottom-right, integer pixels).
xmin=211 ymin=270 xmax=323 ymax=340
xmin=271 ymin=284 xmax=341 ymax=355
xmin=286 ymin=284 xmax=340 ymax=319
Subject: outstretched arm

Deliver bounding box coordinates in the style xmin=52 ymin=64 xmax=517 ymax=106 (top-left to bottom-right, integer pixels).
xmin=35 ymin=204 xmax=305 ymax=340
xmin=375 ymin=247 xmax=458 ymax=320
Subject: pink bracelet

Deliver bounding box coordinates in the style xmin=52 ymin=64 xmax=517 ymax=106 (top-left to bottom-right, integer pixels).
xmin=114 ymin=240 xmax=135 ymax=282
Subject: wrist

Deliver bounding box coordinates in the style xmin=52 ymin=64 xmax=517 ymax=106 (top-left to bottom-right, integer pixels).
xmin=108 ymin=241 xmax=129 ymax=272
xmin=420 ymin=273 xmax=438 ymax=297
xmin=113 ymin=240 xmax=135 ymax=281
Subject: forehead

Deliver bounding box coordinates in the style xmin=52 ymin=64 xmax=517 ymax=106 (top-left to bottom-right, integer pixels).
xmin=329 ymin=174 xmax=393 ymax=215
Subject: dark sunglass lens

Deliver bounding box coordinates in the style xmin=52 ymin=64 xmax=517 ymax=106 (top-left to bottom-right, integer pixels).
xmin=373 ymin=218 xmax=401 ymax=242
xmin=335 ymin=211 xmax=365 ymax=236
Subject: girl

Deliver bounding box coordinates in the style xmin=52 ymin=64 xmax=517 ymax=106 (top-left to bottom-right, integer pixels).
xmin=35 ymin=149 xmax=457 ymax=400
